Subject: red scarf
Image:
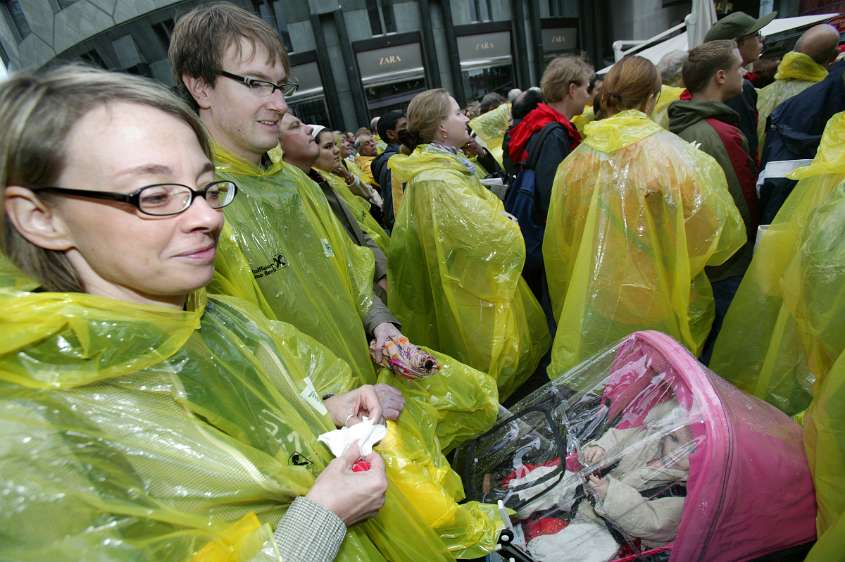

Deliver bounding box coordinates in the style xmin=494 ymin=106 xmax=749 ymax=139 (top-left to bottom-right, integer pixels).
xmin=508 ymin=103 xmax=581 ymax=165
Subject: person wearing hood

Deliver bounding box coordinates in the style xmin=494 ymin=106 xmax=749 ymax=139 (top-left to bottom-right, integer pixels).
xmin=0 ymin=64 xmax=453 ymax=562
xmin=544 ymin=55 xmax=745 ymax=376
xmin=387 ymin=88 xmax=551 ymax=400
xmin=668 ymin=40 xmax=758 ymax=363
xmin=703 ymin=10 xmax=776 ymax=161
xmin=757 ymin=24 xmax=839 ymax=156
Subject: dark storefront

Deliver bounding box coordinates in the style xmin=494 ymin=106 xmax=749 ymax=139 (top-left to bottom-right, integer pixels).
xmin=455 ymin=23 xmax=516 ymax=101
xmin=354 ymin=33 xmax=428 ymax=118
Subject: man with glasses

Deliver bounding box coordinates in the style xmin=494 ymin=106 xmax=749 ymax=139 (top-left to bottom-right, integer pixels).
xmin=703 ymin=10 xmax=776 ymax=160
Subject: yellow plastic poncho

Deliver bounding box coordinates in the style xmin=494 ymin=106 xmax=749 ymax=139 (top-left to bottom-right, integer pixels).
xmin=0 ymin=253 xmax=37 ymax=291
xmin=710 ymin=113 xmax=845 ymax=415
xmin=469 ymin=103 xmax=510 ymax=165
xmin=212 ymin=144 xmax=380 ymax=383
xmin=0 ymin=287 xmax=455 ymax=562
xmin=804 ymin=349 xmax=845 ymax=562
xmin=353 ymin=155 xmax=377 ymax=186
xmin=315 ymin=168 xmax=390 ymax=254
xmin=757 ymin=51 xmax=829 ymax=156
xmin=387 ymin=145 xmax=551 ymax=400
xmin=572 ymin=104 xmax=595 ymax=135
xmin=210 ymin=145 xmax=498 ymax=442
xmin=650 ymin=84 xmax=685 ymax=130
xmin=543 ymin=110 xmax=746 ymax=376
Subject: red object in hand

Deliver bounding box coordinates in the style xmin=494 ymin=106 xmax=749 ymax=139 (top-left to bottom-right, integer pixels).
xmin=351 ymin=459 xmax=371 ymax=472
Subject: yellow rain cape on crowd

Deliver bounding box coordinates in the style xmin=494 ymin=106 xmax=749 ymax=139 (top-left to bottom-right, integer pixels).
xmin=804 ymin=348 xmax=845 ymax=562
xmin=207 ymin=146 xmax=502 ymax=555
xmin=710 ymin=113 xmax=845 ymax=415
xmin=757 ymin=51 xmax=829 ymax=156
xmin=209 ymin=143 xmax=498 ymax=450
xmin=468 ymin=102 xmax=510 ymax=165
xmin=387 ymin=145 xmax=550 ymax=400
xmin=314 ymin=168 xmax=390 ymax=254
xmin=650 ymin=84 xmax=685 ymax=130
xmin=543 ymin=110 xmax=745 ymax=376
xmin=0 ymin=286 xmax=457 ymax=562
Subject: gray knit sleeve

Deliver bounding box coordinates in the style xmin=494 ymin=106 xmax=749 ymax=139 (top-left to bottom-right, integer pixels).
xmin=274 ymin=496 xmax=346 ymax=562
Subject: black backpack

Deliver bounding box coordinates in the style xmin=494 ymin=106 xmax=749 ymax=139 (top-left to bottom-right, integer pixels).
xmin=503 ymin=123 xmax=560 ymax=283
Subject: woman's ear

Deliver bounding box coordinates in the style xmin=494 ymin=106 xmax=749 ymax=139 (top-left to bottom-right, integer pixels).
xmin=4 ymin=187 xmax=75 ymax=251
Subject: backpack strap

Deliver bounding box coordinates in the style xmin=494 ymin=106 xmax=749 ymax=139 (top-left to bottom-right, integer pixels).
xmin=525 ymin=122 xmax=565 ymax=171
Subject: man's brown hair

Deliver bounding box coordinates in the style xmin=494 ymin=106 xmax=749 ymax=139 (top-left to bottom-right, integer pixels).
xmin=682 ymin=40 xmax=739 ymax=94
xmin=169 ymin=2 xmax=289 ymax=109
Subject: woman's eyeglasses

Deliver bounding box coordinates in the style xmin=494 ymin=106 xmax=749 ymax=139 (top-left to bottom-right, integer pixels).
xmin=33 ymin=180 xmax=238 ymax=216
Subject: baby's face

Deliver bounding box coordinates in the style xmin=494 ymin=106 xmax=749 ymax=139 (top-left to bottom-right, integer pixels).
xmin=650 ymin=426 xmax=694 ymax=471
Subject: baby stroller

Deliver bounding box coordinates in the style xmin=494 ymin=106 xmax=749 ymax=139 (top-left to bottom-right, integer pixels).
xmin=454 ymin=331 xmax=816 ymax=562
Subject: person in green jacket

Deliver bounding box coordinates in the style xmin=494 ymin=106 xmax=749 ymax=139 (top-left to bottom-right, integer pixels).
xmin=388 ymin=88 xmax=551 ymax=400
xmin=757 ymin=24 xmax=839 ymax=156
xmin=668 ymin=40 xmax=758 ymax=363
xmin=0 ymin=63 xmax=452 ymax=562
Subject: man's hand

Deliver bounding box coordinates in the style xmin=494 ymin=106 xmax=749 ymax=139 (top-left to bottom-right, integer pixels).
xmin=373 ymin=383 xmax=404 ymax=420
xmin=372 ymin=322 xmax=402 ymax=364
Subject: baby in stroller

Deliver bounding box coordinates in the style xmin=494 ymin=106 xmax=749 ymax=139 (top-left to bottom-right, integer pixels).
xmin=512 ymin=399 xmax=694 ymax=562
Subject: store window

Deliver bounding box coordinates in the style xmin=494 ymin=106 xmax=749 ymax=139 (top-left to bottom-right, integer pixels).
xmin=367 ymin=0 xmax=397 ymax=36
xmin=541 ymin=18 xmax=579 ymax=62
xmin=457 ymin=30 xmax=514 ymax=101
xmin=356 ymin=38 xmax=427 ymax=117
xmin=286 ymin=59 xmax=330 ymax=127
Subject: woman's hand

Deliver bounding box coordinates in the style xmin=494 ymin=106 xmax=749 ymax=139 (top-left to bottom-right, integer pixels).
xmin=306 ymin=442 xmax=388 ymax=526
xmin=324 ymin=384 xmax=402 ymax=426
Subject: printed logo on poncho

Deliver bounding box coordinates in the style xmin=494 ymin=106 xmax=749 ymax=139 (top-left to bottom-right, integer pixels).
xmin=320 ymin=239 xmax=335 ymax=258
xmin=251 ymin=253 xmax=288 ymax=279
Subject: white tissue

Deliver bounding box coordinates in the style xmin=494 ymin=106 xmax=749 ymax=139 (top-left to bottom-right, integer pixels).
xmin=317 ymin=416 xmax=387 ymax=457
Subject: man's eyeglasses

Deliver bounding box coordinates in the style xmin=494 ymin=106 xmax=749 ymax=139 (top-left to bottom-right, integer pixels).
xmin=217 ymin=70 xmax=298 ymax=97
xmin=33 ymin=180 xmax=238 ymax=216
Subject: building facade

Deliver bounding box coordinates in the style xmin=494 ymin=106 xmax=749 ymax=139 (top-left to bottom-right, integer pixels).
xmin=0 ymin=0 xmax=801 ymax=130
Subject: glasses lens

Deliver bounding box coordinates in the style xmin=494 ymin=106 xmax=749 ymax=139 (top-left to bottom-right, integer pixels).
xmin=282 ymin=79 xmax=298 ymax=96
xmin=139 ymin=185 xmax=191 ymax=215
xmin=205 ymin=181 xmax=236 ymax=209
xmin=250 ymin=81 xmax=276 ymax=97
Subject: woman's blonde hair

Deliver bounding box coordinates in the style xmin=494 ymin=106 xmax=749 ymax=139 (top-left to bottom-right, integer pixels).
xmin=400 ymin=88 xmax=452 ymax=150
xmin=599 ymin=56 xmax=662 ymax=116
xmin=0 ymin=64 xmax=212 ymax=292
xmin=541 ymin=55 xmax=594 ymax=104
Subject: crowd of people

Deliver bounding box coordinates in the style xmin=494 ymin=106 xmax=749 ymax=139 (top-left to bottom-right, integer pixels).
xmin=1 ymin=2 xmax=844 ymax=561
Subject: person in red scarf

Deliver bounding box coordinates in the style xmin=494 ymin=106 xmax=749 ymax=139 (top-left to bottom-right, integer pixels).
xmin=507 ymin=56 xmax=593 ymax=227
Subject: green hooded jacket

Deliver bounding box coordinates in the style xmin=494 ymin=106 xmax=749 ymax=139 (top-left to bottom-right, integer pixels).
xmin=668 ymin=100 xmax=756 ymax=281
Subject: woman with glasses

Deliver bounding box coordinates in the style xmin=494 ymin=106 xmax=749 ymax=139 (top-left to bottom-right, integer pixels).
xmin=542 ymin=55 xmax=746 ymax=377
xmin=0 ymin=65 xmax=452 ymax=562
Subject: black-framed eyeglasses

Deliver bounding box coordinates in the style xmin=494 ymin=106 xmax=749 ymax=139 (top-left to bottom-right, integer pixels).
xmin=33 ymin=180 xmax=238 ymax=216
xmin=217 ymin=70 xmax=298 ymax=97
